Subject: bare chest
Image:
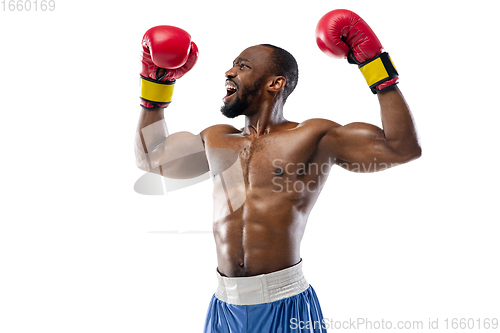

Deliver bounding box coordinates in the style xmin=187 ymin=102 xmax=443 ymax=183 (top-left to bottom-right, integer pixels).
xmin=205 ymin=131 xmax=322 ymax=188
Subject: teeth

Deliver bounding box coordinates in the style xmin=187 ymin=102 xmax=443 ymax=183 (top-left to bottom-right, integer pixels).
xmin=225 ymin=81 xmax=237 ymax=91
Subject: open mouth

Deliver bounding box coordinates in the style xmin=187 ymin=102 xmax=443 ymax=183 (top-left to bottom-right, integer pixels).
xmin=224 ymin=80 xmax=238 ymax=100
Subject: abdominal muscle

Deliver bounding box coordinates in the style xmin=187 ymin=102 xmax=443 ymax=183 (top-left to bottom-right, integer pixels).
xmin=212 ymin=183 xmax=309 ymax=277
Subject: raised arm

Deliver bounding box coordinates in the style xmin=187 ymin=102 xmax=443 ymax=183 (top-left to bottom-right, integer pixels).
xmin=321 ymin=86 xmax=420 ymax=171
xmin=315 ymin=9 xmax=421 ymax=171
xmin=135 ymin=26 xmax=209 ymax=179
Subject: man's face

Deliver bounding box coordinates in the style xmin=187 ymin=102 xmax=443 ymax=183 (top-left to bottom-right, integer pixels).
xmin=221 ymin=46 xmax=272 ymax=118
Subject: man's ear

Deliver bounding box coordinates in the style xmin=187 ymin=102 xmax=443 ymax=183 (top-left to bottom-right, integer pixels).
xmin=267 ymin=76 xmax=286 ymax=93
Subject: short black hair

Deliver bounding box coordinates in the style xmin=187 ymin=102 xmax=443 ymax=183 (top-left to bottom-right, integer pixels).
xmin=260 ymin=44 xmax=298 ymax=103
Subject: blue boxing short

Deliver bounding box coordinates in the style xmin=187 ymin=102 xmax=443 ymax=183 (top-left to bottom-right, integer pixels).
xmin=203 ymin=260 xmax=327 ymax=332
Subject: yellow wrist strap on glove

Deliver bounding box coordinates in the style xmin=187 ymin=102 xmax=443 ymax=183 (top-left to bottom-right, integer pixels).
xmin=358 ymin=52 xmax=398 ymax=93
xmin=140 ymin=76 xmax=175 ymax=105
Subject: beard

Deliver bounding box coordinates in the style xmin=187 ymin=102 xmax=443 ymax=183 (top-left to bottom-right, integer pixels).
xmin=220 ymin=78 xmax=263 ymax=118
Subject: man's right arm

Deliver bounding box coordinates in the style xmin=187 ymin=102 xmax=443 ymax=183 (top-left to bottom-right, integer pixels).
xmin=135 ymin=25 xmax=209 ymax=179
xmin=135 ymin=106 xmax=209 ymax=179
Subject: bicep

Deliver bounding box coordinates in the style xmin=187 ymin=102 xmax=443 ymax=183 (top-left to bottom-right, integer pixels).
xmin=320 ymin=122 xmax=401 ymax=172
xmin=148 ymin=131 xmax=210 ymax=179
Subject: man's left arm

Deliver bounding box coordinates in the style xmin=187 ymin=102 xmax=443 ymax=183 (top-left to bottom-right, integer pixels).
xmin=320 ymin=85 xmax=421 ymax=171
xmin=315 ymin=9 xmax=421 ymax=171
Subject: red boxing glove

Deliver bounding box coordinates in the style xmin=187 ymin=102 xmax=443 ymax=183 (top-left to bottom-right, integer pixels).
xmin=140 ymin=25 xmax=199 ymax=108
xmin=316 ymin=9 xmax=398 ymax=93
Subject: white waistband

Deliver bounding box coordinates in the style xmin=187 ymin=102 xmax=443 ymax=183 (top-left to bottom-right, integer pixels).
xmin=215 ymin=260 xmax=309 ymax=305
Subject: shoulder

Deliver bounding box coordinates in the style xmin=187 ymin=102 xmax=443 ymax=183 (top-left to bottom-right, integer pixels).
xmin=199 ymin=124 xmax=240 ymax=141
xmin=294 ymin=118 xmax=342 ymax=137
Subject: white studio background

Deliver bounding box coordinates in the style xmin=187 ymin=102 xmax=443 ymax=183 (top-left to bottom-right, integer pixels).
xmin=0 ymin=1 xmax=498 ymax=332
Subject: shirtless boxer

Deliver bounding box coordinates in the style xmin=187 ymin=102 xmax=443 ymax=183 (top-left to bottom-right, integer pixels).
xmin=135 ymin=9 xmax=421 ymax=333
